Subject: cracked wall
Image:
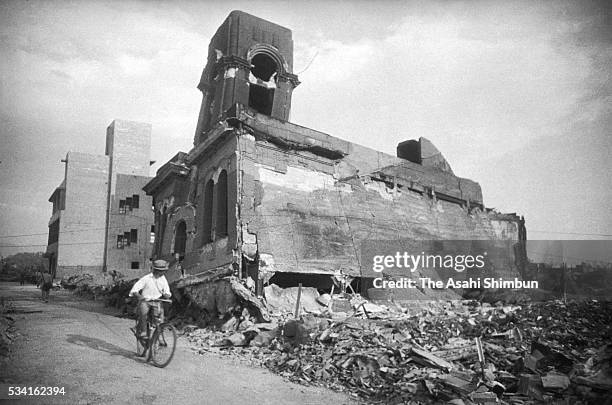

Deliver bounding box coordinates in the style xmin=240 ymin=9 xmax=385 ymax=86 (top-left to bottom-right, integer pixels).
xmin=237 ymin=130 xmax=524 ymax=293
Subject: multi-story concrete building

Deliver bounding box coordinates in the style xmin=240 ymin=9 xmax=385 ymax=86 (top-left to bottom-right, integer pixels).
xmin=46 ymin=120 xmax=155 ymax=280
xmin=144 ymin=11 xmax=526 ymax=308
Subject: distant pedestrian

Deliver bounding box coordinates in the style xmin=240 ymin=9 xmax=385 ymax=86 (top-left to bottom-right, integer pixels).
xmin=40 ymin=270 xmax=53 ymax=302
xmin=20 ymin=272 xmax=25 ymax=286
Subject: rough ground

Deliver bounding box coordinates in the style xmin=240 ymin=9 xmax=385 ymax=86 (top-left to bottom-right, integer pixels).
xmin=0 ymin=283 xmax=355 ymax=405
xmin=184 ymin=293 xmax=612 ymax=404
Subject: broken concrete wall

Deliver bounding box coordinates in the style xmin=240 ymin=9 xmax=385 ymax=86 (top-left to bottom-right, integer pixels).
xmin=237 ymin=123 xmax=523 ymax=289
xmin=183 ymin=279 xmax=239 ymax=318
xmin=418 ymin=137 xmax=454 ymax=174
xmin=238 ymin=110 xmax=483 ymax=205
xmin=397 ymin=137 xmax=454 ymax=174
xmin=147 ymin=113 xmax=523 ymax=308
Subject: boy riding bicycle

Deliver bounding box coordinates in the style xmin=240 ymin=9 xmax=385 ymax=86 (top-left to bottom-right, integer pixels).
xmin=129 ymin=259 xmax=172 ymax=339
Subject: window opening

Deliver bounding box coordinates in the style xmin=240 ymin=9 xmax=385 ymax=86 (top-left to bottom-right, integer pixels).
xmin=248 ymin=53 xmax=277 ymax=116
xmin=216 ymin=170 xmax=228 ymax=238
xmin=174 ymin=221 xmax=187 ymax=256
xmin=202 ymin=179 xmax=214 ymax=244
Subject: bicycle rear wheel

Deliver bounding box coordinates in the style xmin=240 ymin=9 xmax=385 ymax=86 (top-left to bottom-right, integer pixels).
xmin=150 ymin=323 xmax=177 ymax=368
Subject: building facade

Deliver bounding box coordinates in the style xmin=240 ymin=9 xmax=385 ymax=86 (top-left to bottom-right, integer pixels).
xmin=46 ymin=120 xmax=155 ymax=280
xmin=144 ymin=11 xmax=526 ymax=305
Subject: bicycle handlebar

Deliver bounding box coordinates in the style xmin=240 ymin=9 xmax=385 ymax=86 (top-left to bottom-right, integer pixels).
xmin=146 ymin=298 xmax=172 ymax=303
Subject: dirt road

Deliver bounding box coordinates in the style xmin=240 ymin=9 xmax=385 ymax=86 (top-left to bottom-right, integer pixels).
xmin=0 ymin=283 xmax=353 ymax=404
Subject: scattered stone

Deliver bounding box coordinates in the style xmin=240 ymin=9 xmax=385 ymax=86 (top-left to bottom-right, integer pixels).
xmin=411 ymin=347 xmax=454 ymax=371
xmin=541 ymin=372 xmax=570 ymax=391
xmin=183 ymin=295 xmax=612 ymax=404
xmin=230 ymin=278 xmax=270 ymax=322
xmin=316 ymin=293 xmax=331 ymax=307
xmin=220 ymin=316 xmax=238 ymax=331
xmin=250 ymin=330 xmax=277 ymax=347
xmin=217 ymin=332 xmax=246 ymax=347
xmin=282 ymin=319 xmax=310 ymax=344
xmin=518 ymin=374 xmax=543 ymax=400
xmin=264 ymin=284 xmax=323 ymax=314
xmin=471 ymin=391 xmax=498 ymax=404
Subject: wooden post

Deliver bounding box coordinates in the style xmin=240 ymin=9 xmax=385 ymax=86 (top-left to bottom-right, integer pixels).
xmin=475 ymin=337 xmax=485 ymax=378
xmin=294 ymin=283 xmax=302 ymax=319
xmin=361 ymin=302 xmax=370 ymax=319
xmin=562 ymin=262 xmax=567 ymax=304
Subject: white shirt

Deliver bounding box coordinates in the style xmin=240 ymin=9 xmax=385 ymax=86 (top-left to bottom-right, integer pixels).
xmin=129 ymin=273 xmax=171 ymax=300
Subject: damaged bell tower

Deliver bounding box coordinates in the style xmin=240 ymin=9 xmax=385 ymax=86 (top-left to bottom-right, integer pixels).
xmin=194 ymin=11 xmax=300 ymax=144
xmin=144 ymin=10 xmax=527 ymax=315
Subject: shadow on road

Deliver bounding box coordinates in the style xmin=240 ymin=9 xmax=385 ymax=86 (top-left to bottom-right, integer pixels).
xmin=66 ymin=334 xmax=136 ymax=360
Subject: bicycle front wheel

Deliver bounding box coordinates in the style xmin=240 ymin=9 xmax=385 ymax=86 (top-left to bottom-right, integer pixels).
xmin=150 ymin=323 xmax=177 ymax=368
xmin=134 ymin=328 xmax=147 ymax=358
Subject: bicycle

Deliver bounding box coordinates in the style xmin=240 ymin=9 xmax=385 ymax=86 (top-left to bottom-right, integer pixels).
xmin=132 ymin=298 xmax=177 ymax=368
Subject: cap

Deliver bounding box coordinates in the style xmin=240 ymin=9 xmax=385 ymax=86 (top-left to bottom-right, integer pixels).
xmin=152 ymin=259 xmax=169 ymax=271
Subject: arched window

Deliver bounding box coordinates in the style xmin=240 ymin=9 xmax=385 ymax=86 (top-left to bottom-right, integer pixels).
xmin=202 ymin=179 xmax=214 ymax=244
xmin=174 ymin=220 xmax=187 ymax=256
xmin=216 ymin=170 xmax=228 ymax=238
xmin=248 ymin=53 xmax=278 ymax=116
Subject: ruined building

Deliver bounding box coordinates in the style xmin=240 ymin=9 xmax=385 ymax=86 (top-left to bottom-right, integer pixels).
xmin=46 ymin=120 xmax=155 ymax=280
xmin=144 ymin=11 xmax=526 ymax=306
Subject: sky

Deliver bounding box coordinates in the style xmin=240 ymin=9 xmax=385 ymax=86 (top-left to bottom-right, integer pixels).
xmin=0 ymin=0 xmax=611 ymax=257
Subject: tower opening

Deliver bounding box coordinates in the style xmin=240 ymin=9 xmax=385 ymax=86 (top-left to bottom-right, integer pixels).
xmin=248 ymin=53 xmax=277 ymax=116
xmin=251 ymin=54 xmax=277 ymax=81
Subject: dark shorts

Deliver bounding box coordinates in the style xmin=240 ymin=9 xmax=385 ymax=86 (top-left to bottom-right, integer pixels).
xmin=41 ymin=282 xmax=52 ymax=291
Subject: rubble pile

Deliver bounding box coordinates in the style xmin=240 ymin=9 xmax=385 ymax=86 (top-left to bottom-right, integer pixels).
xmin=101 ymin=279 xmax=138 ymax=313
xmin=61 ymin=273 xmax=95 ymax=289
xmin=72 ymin=283 xmax=111 ymax=302
xmin=63 ymin=275 xmax=139 ymax=316
xmin=186 ymin=297 xmax=612 ymax=404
